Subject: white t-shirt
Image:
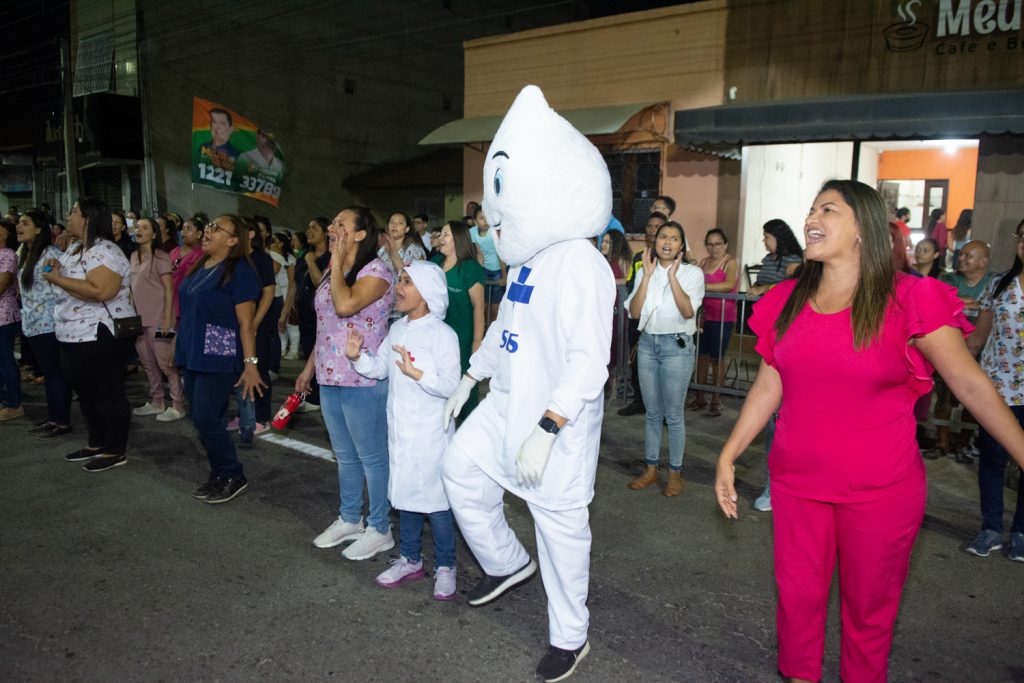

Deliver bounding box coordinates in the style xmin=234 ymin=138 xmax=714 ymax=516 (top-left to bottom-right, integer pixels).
xmin=624 ymin=262 xmax=705 ymax=336
xmin=268 ymin=251 xmax=295 ymax=298
xmin=54 ymin=239 xmax=136 ymax=343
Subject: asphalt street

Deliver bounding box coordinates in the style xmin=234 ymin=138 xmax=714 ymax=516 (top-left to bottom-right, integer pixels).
xmin=2 ymin=360 xmax=1022 ymax=682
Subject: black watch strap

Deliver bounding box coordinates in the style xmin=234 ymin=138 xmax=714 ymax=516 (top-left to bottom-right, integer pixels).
xmin=538 ymin=416 xmax=560 ymax=435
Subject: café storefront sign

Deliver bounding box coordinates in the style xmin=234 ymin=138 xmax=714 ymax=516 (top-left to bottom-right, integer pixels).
xmin=885 ymin=0 xmax=1023 ymax=54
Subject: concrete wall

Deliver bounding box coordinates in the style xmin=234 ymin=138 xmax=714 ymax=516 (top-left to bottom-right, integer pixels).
xmin=973 ymin=135 xmax=1024 ymax=272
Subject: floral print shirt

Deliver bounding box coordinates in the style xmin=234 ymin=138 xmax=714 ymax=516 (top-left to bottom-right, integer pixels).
xmin=314 ymin=258 xmax=393 ymax=387
xmin=54 ymin=239 xmax=135 ymax=343
xmin=0 ymin=248 xmax=20 ymax=327
xmin=18 ymin=245 xmax=63 ymax=336
xmin=979 ymin=274 xmax=1024 ymax=405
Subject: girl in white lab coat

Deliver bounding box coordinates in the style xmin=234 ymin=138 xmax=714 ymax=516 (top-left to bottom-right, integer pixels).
xmin=346 ymin=260 xmax=462 ymax=600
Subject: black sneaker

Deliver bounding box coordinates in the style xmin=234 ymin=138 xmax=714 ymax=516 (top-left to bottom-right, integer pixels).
xmin=616 ymin=401 xmax=645 ymax=416
xmin=38 ymin=424 xmax=72 ymax=439
xmin=27 ymin=421 xmax=54 ymax=434
xmin=536 ymin=642 xmax=590 ymax=682
xmin=466 ymin=558 xmax=537 ymax=606
xmin=65 ymin=448 xmax=102 ymax=462
xmin=192 ymin=474 xmax=223 ymax=500
xmin=205 ymin=476 xmax=249 ymax=504
xmin=83 ymin=454 xmax=127 ymax=472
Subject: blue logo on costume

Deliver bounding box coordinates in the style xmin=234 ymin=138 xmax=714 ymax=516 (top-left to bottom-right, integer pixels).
xmin=506 ymin=267 xmax=534 ymax=304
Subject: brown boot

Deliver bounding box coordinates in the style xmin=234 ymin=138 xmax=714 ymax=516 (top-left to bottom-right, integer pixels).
xmin=627 ymin=464 xmax=659 ymax=490
xmin=662 ymin=470 xmax=684 ymax=497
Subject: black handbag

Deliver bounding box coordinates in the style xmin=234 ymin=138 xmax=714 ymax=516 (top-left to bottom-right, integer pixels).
xmin=103 ymin=301 xmax=143 ymax=339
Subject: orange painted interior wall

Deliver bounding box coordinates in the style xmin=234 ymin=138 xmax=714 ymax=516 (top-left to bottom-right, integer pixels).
xmin=876 ymin=147 xmax=978 ymax=227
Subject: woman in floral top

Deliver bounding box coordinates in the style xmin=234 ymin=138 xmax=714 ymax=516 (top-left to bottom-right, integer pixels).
xmin=0 ymin=219 xmax=22 ymax=422
xmin=42 ymin=198 xmax=136 ymax=472
xmin=966 ymin=217 xmax=1024 ymax=561
xmin=15 ymin=210 xmax=71 ymax=436
xmin=296 ymin=206 xmax=395 ymax=561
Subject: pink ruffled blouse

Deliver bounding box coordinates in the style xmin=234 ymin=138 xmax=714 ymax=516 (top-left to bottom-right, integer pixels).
xmin=749 ymin=273 xmax=972 ymax=502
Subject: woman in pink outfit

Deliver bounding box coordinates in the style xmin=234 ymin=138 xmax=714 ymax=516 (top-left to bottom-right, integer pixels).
xmin=715 ymin=180 xmax=1024 ymax=683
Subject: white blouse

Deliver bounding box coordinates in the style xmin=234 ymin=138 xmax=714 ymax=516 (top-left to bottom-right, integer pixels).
xmin=624 ymin=262 xmax=705 ymax=336
xmin=54 ymin=239 xmax=135 ymax=343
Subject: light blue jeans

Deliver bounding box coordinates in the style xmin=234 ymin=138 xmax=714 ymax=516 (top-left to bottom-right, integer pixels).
xmin=320 ymin=382 xmax=391 ymax=535
xmin=638 ymin=331 xmax=695 ymax=470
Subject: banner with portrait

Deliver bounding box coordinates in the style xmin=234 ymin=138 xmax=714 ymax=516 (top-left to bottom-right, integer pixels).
xmin=190 ymin=97 xmax=285 ymax=206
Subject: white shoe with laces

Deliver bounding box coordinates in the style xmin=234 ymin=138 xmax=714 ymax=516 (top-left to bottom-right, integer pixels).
xmin=313 ymin=517 xmax=364 ymax=548
xmin=156 ymin=406 xmax=186 ymax=422
xmin=133 ymin=402 xmax=164 ymax=417
xmin=342 ymin=527 xmax=395 ymax=560
xmin=433 ymin=566 xmax=457 ymax=601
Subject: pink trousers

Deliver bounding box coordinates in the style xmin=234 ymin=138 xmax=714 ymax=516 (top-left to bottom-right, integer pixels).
xmin=772 ymin=481 xmax=926 ymax=683
xmin=135 ymin=327 xmax=184 ymax=409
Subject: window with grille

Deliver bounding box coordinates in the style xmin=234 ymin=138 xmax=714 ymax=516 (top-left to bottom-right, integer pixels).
xmin=603 ymin=149 xmax=661 ymax=233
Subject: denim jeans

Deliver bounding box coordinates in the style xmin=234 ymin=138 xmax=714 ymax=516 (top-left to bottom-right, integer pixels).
xmin=638 ymin=331 xmax=695 ymax=469
xmin=977 ymin=405 xmax=1024 ymax=534
xmin=27 ymin=332 xmax=72 ymax=425
xmin=399 ymin=508 xmax=456 ymax=568
xmin=320 ymin=382 xmax=390 ymax=534
xmin=0 ymin=322 xmax=21 ymax=408
xmin=184 ymin=369 xmax=243 ymax=479
xmin=231 ymin=384 xmax=256 ymax=441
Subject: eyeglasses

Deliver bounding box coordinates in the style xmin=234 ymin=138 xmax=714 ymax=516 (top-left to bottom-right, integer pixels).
xmin=205 ymin=222 xmax=235 ymax=236
xmin=1011 ymin=233 xmax=1024 ymax=243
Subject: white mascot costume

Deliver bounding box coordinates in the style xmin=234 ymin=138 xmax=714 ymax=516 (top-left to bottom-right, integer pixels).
xmin=441 ymin=85 xmax=614 ymax=682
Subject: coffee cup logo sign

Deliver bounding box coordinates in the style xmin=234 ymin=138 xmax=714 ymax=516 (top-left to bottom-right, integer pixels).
xmin=884 ymin=0 xmax=1023 ymax=54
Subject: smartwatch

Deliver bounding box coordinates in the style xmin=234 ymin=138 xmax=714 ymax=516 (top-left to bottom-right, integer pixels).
xmin=538 ymin=416 xmax=560 ymax=435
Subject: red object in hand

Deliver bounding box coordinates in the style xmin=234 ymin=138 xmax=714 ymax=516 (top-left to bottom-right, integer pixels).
xmin=271 ymin=392 xmax=305 ymax=430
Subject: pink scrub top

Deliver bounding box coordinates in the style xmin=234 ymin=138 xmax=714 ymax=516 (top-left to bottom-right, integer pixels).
xmin=749 ymin=273 xmax=971 ymax=503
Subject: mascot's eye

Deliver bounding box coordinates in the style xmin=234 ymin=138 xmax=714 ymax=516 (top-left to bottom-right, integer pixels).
xmin=493 ymin=168 xmax=503 ymax=196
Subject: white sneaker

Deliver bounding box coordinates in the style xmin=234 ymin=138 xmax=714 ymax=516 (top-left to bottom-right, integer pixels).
xmin=312 ymin=517 xmax=364 ymax=548
xmin=283 ymin=351 xmax=299 ymax=360
xmin=133 ymin=402 xmax=164 ymax=417
xmin=375 ymin=556 xmax=425 ymax=588
xmin=433 ymin=566 xmax=457 ymax=601
xmin=342 ymin=527 xmax=395 ymax=561
xmin=155 ymin=406 xmax=186 ymax=422
xmin=296 ymin=401 xmax=320 ymax=413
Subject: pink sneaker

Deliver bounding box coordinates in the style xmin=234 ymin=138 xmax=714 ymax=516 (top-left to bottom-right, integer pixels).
xmin=433 ymin=566 xmax=457 ymax=601
xmin=254 ymin=422 xmax=270 ymax=436
xmin=226 ymin=416 xmax=241 ymax=432
xmin=375 ymin=556 xmax=425 ymax=588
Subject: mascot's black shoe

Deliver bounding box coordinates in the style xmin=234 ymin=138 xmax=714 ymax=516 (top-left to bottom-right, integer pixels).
xmin=466 ymin=558 xmax=537 ymax=606
xmin=537 ymin=641 xmax=590 ymax=682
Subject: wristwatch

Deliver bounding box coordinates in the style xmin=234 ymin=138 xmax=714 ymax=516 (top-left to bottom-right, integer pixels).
xmin=538 ymin=416 xmax=560 ymax=435
xmin=244 ymin=356 xmax=259 ymax=365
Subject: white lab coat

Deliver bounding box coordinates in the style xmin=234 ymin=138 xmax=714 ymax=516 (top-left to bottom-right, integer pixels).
xmin=459 ymin=239 xmax=615 ymax=510
xmin=352 ymin=313 xmax=461 ymax=513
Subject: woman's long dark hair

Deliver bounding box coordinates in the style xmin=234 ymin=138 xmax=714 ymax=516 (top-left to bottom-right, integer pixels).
xmin=916 ymin=238 xmax=943 ymax=278
xmin=446 ymin=220 xmax=477 ymax=264
xmin=605 ymin=230 xmax=633 ymax=272
xmin=388 ymin=211 xmax=419 ymax=250
xmin=343 ymin=206 xmax=380 ymax=288
xmin=274 ymin=232 xmax=294 ymax=260
xmin=775 ymin=180 xmax=894 ymax=350
xmin=19 ymin=210 xmax=53 ymax=290
xmin=188 ymin=214 xmax=252 ymax=287
xmin=926 ymin=208 xmax=945 ymax=239
xmin=763 ymin=219 xmax=803 ymax=262
xmin=993 ymin=219 xmax=1024 ymax=300
xmin=78 ymin=197 xmax=114 ymax=250
xmin=952 ymin=209 xmax=973 ymax=243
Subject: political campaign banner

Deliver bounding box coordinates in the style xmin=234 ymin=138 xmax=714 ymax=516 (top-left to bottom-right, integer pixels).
xmin=190 ymin=97 xmax=285 ymax=206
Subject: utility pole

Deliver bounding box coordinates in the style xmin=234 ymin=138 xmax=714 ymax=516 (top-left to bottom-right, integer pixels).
xmin=59 ymin=36 xmax=80 ymax=207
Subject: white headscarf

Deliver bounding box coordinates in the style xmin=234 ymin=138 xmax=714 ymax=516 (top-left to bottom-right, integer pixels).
xmin=404 ymin=260 xmax=449 ymax=319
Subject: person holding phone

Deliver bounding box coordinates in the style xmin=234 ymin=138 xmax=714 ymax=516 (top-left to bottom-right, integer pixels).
xmin=623 ymin=221 xmax=704 ymax=496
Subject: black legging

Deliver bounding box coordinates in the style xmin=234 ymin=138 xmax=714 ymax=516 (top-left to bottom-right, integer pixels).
xmin=59 ymin=324 xmax=132 ymax=455
xmin=254 ymin=297 xmax=283 ymax=423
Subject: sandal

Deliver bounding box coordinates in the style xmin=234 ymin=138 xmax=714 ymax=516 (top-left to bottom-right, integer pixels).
xmin=686 ymin=398 xmax=707 ymax=411
xmin=708 ymin=403 xmax=722 ymax=417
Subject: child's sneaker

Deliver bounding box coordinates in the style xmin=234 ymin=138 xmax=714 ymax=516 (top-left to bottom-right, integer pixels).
xmin=433 ymin=566 xmax=457 ymax=601
xmin=375 ymin=556 xmax=425 ymax=588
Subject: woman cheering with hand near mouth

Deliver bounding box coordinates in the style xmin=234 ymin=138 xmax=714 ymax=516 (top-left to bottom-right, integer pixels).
xmin=624 ymin=220 xmax=704 ymax=497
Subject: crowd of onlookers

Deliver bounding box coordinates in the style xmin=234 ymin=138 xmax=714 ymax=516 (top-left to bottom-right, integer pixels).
xmin=1 ymin=195 xmax=1019 ymax=564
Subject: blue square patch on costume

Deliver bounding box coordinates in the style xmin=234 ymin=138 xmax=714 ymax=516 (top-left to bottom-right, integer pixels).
xmin=507 ymin=267 xmax=534 ymax=304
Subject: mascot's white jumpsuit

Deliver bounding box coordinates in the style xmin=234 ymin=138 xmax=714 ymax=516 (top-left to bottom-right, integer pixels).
xmin=441 ymin=85 xmax=615 ymax=651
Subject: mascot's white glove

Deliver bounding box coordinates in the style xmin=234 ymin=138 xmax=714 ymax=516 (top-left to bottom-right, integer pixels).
xmin=443 ymin=375 xmax=478 ymax=430
xmin=516 ymin=425 xmax=557 ymax=488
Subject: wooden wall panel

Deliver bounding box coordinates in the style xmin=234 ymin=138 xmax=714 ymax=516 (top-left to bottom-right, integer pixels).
xmin=725 ymin=0 xmax=1024 ymax=103
xmin=464 ymin=3 xmax=727 ymax=116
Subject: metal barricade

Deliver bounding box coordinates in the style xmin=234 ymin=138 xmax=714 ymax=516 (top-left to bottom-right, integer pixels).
xmin=689 ymin=291 xmax=761 ymax=398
